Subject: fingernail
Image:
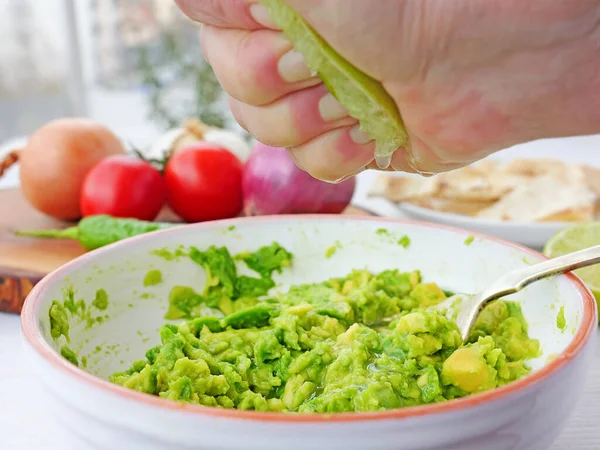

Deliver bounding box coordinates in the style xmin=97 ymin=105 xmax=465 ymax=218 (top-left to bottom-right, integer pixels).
xmin=349 ymin=125 xmax=372 ymax=145
xmin=390 ymin=152 xmax=417 ymax=174
xmin=250 ymin=4 xmax=278 ymax=29
xmin=318 ymin=93 xmax=348 ymax=122
xmin=278 ymin=50 xmax=314 ymax=83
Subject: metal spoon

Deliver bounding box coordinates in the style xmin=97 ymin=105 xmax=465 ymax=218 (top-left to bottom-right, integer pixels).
xmin=377 ymin=244 xmax=600 ymax=343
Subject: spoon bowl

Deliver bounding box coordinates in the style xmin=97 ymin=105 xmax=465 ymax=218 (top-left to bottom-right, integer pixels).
xmin=445 ymin=244 xmax=600 ymax=342
xmin=373 ymin=244 xmax=600 ymax=341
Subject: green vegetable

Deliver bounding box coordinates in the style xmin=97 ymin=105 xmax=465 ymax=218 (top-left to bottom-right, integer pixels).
xmin=236 ymin=242 xmax=292 ymax=278
xmin=221 ymin=303 xmax=281 ymax=329
xmin=164 ymin=243 xmax=291 ymax=320
xmin=92 ymin=289 xmax=109 ymax=310
xmin=49 ymin=300 xmax=70 ymax=341
xmin=165 ymin=286 xmax=204 ymax=320
xmin=14 ymin=215 xmax=176 ymax=250
xmin=190 ymin=246 xmax=238 ymax=307
xmin=398 ymin=235 xmax=411 ymax=248
xmin=60 ymin=346 xmax=79 ymax=367
xmin=188 ymin=316 xmax=223 ymax=334
xmin=556 ymin=305 xmax=567 ymax=331
xmin=324 ymin=245 xmax=337 ymax=258
xmin=143 ymin=270 xmax=163 ymax=287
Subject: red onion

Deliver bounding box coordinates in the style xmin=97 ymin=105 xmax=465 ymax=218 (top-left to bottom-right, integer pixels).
xmin=243 ymin=143 xmax=356 ymax=215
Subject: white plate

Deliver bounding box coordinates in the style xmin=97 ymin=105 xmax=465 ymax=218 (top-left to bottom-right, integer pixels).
xmin=354 ymin=135 xmax=600 ymax=250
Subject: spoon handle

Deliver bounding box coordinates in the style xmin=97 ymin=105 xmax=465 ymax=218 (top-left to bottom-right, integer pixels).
xmin=509 ymin=243 xmax=600 ymax=291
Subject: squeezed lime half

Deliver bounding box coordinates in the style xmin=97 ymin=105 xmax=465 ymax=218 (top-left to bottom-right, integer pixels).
xmin=261 ymin=0 xmax=409 ymax=167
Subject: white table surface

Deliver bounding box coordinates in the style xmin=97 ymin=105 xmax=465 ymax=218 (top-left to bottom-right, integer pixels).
xmin=2 ymin=135 xmax=600 ymax=449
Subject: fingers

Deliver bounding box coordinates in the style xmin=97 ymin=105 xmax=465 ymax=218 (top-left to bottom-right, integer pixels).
xmin=175 ymin=0 xmax=278 ymax=30
xmin=364 ymin=151 xmax=417 ymax=174
xmin=201 ymin=25 xmax=320 ymax=106
xmin=361 ymin=132 xmax=467 ymax=177
xmin=405 ymin=134 xmax=467 ymax=174
xmin=228 ymin=84 xmax=357 ymax=147
xmin=288 ymin=126 xmax=376 ymax=182
xmin=185 ymin=0 xmax=463 ymax=180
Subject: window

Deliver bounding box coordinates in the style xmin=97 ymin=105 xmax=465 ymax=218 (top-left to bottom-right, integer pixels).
xmin=0 ymin=0 xmax=231 ymax=152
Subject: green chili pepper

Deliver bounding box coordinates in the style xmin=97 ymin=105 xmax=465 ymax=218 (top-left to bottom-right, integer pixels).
xmin=14 ymin=215 xmax=177 ymax=251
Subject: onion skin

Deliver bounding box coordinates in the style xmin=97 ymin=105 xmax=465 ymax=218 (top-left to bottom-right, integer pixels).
xmin=19 ymin=118 xmax=125 ymax=220
xmin=242 ymin=143 xmax=356 ymax=215
xmin=145 ymin=120 xmax=252 ymax=164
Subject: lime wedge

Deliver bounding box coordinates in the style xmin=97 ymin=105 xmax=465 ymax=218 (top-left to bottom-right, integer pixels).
xmin=261 ymin=0 xmax=409 ymax=167
xmin=543 ymin=222 xmax=600 ymax=314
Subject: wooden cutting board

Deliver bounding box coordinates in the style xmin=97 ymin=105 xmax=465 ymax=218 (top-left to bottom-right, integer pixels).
xmin=0 ymin=188 xmax=372 ymax=314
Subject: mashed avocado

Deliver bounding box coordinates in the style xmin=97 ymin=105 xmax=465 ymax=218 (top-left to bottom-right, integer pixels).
xmin=106 ymin=243 xmax=539 ymax=412
xmin=143 ymin=269 xmax=163 ymax=287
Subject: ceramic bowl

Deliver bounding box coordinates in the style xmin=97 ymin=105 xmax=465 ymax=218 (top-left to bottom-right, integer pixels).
xmin=21 ymin=216 xmax=597 ymax=450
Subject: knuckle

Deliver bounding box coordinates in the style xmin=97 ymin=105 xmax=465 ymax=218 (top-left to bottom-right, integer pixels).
xmin=292 ymin=151 xmax=337 ymax=182
xmin=227 ymin=97 xmax=250 ymax=132
xmin=233 ymin=32 xmax=283 ymax=105
xmin=250 ymin=129 xmax=298 ymax=148
xmin=230 ymin=102 xmax=300 ymax=148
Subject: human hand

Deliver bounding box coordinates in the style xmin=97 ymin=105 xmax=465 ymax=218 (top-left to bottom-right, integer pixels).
xmin=176 ymin=0 xmax=600 ymax=181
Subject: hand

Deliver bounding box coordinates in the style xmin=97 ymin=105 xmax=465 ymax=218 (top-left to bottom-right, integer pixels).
xmin=176 ymin=0 xmax=600 ymax=181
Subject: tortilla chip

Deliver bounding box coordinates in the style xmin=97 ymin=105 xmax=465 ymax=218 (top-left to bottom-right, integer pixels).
xmin=414 ymin=197 xmax=496 ymax=216
xmin=509 ymin=158 xmax=586 ymax=182
xmin=594 ymin=198 xmax=600 ymax=220
xmin=503 ymin=158 xmax=570 ymax=177
xmin=368 ymin=158 xmax=598 ymax=223
xmin=436 ymin=165 xmax=508 ymax=201
xmin=367 ymin=174 xmax=390 ymax=197
xmin=474 ymin=159 xmax=500 ymax=174
xmin=476 ymin=175 xmax=596 ymax=222
xmin=581 ymin=165 xmax=600 ymax=196
xmin=539 ymin=206 xmax=594 ymax=222
xmin=487 ymin=170 xmax=527 ymax=194
xmin=368 ymin=175 xmax=440 ymax=202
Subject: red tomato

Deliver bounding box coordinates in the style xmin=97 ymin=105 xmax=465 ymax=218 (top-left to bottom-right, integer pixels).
xmin=80 ymin=155 xmax=167 ymax=221
xmin=165 ymin=143 xmax=243 ymax=222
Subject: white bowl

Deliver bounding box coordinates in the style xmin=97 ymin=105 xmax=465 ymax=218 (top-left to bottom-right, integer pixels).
xmin=21 ymin=216 xmax=597 ymax=450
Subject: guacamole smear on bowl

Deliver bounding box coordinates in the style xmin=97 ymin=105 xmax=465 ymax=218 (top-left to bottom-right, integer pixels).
xmin=105 ymin=243 xmax=539 ymax=413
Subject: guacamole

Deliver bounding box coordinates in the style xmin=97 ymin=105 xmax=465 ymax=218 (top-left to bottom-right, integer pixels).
xmin=107 ymin=243 xmax=540 ymax=413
